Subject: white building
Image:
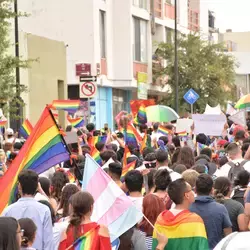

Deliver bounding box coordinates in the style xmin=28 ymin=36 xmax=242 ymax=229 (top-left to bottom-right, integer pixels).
xmin=17 ymin=0 xmax=214 ymax=129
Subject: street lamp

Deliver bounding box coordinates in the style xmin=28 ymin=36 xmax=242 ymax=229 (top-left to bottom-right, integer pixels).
xmin=174 ymin=0 xmax=179 ymax=113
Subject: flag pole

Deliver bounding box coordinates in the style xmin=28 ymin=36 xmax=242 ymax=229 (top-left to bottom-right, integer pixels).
xmin=47 ymin=106 xmax=83 ymax=180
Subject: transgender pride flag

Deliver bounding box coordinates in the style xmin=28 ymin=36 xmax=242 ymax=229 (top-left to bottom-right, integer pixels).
xmin=82 ymin=155 xmax=143 ymax=242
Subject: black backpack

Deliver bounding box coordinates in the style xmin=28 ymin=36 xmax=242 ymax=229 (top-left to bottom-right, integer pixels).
xmin=227 ymin=160 xmax=248 ymax=182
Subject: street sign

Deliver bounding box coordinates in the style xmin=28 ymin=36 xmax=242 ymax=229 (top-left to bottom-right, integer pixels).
xmin=80 ymin=82 xmax=97 ymax=98
xmin=80 ymin=75 xmax=97 ymax=82
xmin=75 ymin=63 xmax=91 ymax=76
xmin=183 ymin=89 xmax=199 ymax=105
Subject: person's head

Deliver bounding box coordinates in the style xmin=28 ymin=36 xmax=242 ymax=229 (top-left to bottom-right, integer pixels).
xmin=13 ymin=142 xmax=22 ymax=151
xmin=182 ymin=169 xmax=199 ymax=188
xmin=108 ymin=162 xmax=122 ymax=181
xmin=128 ymin=144 xmax=140 ymax=158
xmin=0 ymin=217 xmax=21 ymax=250
xmin=125 ymin=170 xmax=143 ymax=193
xmin=18 ymin=170 xmax=38 ymax=196
xmin=177 ymin=146 xmax=195 ymax=169
xmin=3 ymin=142 xmax=13 ymax=153
xmin=219 ymin=156 xmax=229 ymax=168
xmin=142 ymin=147 xmax=155 ymax=159
xmin=6 ymin=128 xmax=14 ymax=138
xmin=147 ymin=168 xmax=157 ymax=192
xmin=100 ymin=150 xmax=117 ymax=164
xmin=234 ymin=170 xmax=250 ymax=187
xmin=65 ymin=125 xmax=72 ymax=132
xmin=153 ymin=123 xmax=159 ymax=131
xmin=139 ymin=124 xmax=148 ymax=133
xmin=235 ymin=130 xmax=246 ymax=143
xmin=144 ymin=152 xmax=156 ymax=168
xmin=172 ymin=136 xmax=181 ymax=148
xmin=173 ymin=164 xmax=187 ymax=174
xmin=214 ymin=177 xmax=231 ymax=203
xmin=226 ymin=143 xmax=242 ymax=160
xmin=171 ymin=147 xmax=181 ymax=165
xmin=154 ymin=169 xmax=172 ymax=191
xmin=109 ymin=143 xmax=118 ymax=153
xmin=192 ymin=163 xmax=207 ymax=174
xmin=18 ymin=218 xmax=37 ymax=248
xmin=69 ymin=191 xmax=94 ymax=239
xmin=159 ymin=136 xmax=168 ymax=146
xmin=86 ymin=123 xmax=95 ymax=133
xmin=195 ymin=174 xmax=213 ymax=196
xmin=38 ymin=177 xmax=51 ymax=197
xmin=116 ymin=132 xmax=124 ymax=139
xmin=155 ymin=150 xmax=168 ymax=167
xmin=196 ymin=133 xmax=207 ymax=145
xmin=38 ymin=200 xmax=56 ymax=225
xmin=168 ymin=179 xmax=195 ymax=206
xmin=195 ymin=154 xmax=211 ymax=163
xmin=200 ymin=148 xmax=212 ymax=160
xmin=138 ymin=194 xmax=165 ymax=236
xmin=58 ymin=184 xmax=79 ymax=217
xmin=241 ymin=143 xmax=250 ymax=157
xmin=95 ymin=142 xmax=105 ymax=152
xmin=51 ymin=171 xmax=69 ymax=202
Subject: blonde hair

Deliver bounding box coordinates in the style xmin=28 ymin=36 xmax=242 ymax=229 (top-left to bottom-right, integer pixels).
xmin=182 ymin=169 xmax=199 ymax=188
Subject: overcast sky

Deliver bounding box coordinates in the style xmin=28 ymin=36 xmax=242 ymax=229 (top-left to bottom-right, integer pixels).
xmin=206 ymin=0 xmax=250 ymax=32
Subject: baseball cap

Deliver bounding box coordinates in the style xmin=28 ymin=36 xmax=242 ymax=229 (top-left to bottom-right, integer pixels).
xmin=6 ymin=128 xmax=14 ymax=135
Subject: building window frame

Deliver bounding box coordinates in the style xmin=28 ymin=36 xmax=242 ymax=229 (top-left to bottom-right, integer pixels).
xmin=100 ymin=10 xmax=106 ymax=58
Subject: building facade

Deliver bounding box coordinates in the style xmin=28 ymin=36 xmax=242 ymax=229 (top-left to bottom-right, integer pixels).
xmin=17 ymin=0 xmax=214 ymax=129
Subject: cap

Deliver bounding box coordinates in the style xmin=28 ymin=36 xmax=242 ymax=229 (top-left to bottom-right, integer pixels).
xmin=6 ymin=128 xmax=14 ymax=135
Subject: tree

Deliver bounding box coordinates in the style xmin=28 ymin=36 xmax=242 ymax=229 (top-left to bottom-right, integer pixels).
xmin=153 ymin=33 xmax=237 ymax=114
xmin=0 ymin=0 xmax=29 ymax=119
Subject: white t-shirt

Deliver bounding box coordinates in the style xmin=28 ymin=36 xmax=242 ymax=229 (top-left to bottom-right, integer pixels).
xmin=158 ymin=166 xmax=182 ymax=181
xmin=53 ymin=221 xmax=69 ymax=250
xmin=129 ymin=196 xmax=143 ymax=212
xmin=34 ymin=192 xmax=49 ymax=202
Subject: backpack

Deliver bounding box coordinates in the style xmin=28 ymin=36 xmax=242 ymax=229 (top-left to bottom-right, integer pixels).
xmin=227 ymin=160 xmax=248 ymax=182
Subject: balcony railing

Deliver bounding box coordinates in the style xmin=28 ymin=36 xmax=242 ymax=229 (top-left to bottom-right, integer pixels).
xmin=133 ymin=62 xmax=148 ymax=79
xmin=101 ymin=58 xmax=107 ymax=75
xmin=188 ymin=9 xmax=199 ymax=31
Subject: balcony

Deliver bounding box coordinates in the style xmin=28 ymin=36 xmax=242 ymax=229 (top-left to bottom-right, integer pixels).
xmin=101 ymin=58 xmax=107 ymax=75
xmin=188 ymin=9 xmax=199 ymax=32
xmin=154 ymin=0 xmax=162 ymax=18
xmin=133 ymin=62 xmax=148 ymax=79
xmin=164 ymin=3 xmax=175 ymax=20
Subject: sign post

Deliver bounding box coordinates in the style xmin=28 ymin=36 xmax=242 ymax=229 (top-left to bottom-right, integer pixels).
xmin=183 ymin=88 xmax=199 ymax=114
xmin=79 ymin=75 xmax=97 ymax=99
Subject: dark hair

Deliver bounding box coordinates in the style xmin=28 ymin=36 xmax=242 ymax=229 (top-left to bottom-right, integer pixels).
xmin=219 ymin=156 xmax=228 ymax=168
xmin=168 ymin=179 xmax=189 ymax=205
xmin=109 ymin=143 xmax=118 ymax=152
xmin=241 ymin=143 xmax=250 ymax=157
xmin=58 ymin=184 xmax=79 ymax=218
xmin=200 ymin=148 xmax=212 ymax=159
xmin=155 ymin=150 xmax=168 ymax=164
xmin=125 ymin=170 xmax=143 ymax=193
xmin=109 ymin=162 xmax=122 ymax=179
xmin=18 ymin=218 xmax=37 ymax=247
xmin=147 ymin=169 xmax=157 ymax=191
xmin=171 ymin=147 xmax=181 ymax=165
xmin=38 ymin=200 xmax=56 ymax=225
xmin=100 ymin=150 xmax=117 ymax=163
xmin=168 ymin=144 xmax=175 ymax=155
xmin=51 ymin=171 xmax=69 ymax=202
xmin=86 ymin=123 xmax=95 ymax=132
xmin=142 ymin=147 xmax=155 ymax=159
xmin=196 ymin=134 xmax=207 ymax=145
xmin=195 ymin=174 xmax=213 ymax=195
xmin=0 ymin=217 xmax=19 ymax=250
xmin=214 ymin=177 xmax=231 ymax=203
xmin=144 ymin=153 xmax=156 ymax=168
xmin=192 ymin=164 xmax=207 ymax=174
xmin=174 ymin=164 xmax=187 ymax=174
xmin=65 ymin=125 xmax=72 ymax=132
xmin=243 ymin=137 xmax=250 ymax=144
xmin=172 ymin=136 xmax=181 ymax=148
xmin=14 ymin=142 xmax=22 ymax=151
xmin=119 ymin=228 xmax=133 ymax=250
xmin=154 ymin=169 xmax=172 ymax=191
xmin=195 ymin=154 xmax=211 ymax=163
xmin=159 ymin=136 xmax=168 ymax=145
xmin=116 ymin=132 xmax=124 ymax=139
xmin=38 ymin=177 xmax=51 ymax=197
xmin=139 ymin=124 xmax=148 ymax=133
xmin=234 ymin=170 xmax=250 ymax=187
xmin=226 ymin=143 xmax=240 ymax=155
xmin=68 ymin=191 xmax=94 ymax=240
xmin=177 ymin=146 xmax=195 ymax=169
xmin=153 ymin=123 xmax=159 ymax=131
xmin=18 ymin=170 xmax=38 ymax=196
xmin=95 ymin=142 xmax=105 ymax=152
xmin=235 ymin=130 xmax=245 ymax=140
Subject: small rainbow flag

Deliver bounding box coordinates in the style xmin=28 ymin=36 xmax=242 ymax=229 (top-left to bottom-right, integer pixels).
xmin=158 ymin=126 xmax=172 ymax=136
xmin=0 ymin=119 xmax=7 ymax=127
xmin=51 ymin=100 xmax=80 ymax=112
xmin=134 ymin=105 xmax=147 ymax=125
xmin=19 ymin=119 xmax=33 ymax=139
xmin=140 ymin=133 xmax=151 ymax=153
xmin=91 ymin=146 xmax=102 ymax=165
xmin=66 ymin=170 xmax=76 ymax=183
xmin=124 ymin=123 xmax=142 ymax=146
xmin=88 ymin=136 xmax=107 ymax=147
xmin=67 ymin=116 xmax=84 ymax=128
xmin=178 ymin=131 xmax=188 ymax=137
xmin=123 ymin=145 xmax=131 ymax=168
xmin=121 ymin=160 xmax=136 ymax=178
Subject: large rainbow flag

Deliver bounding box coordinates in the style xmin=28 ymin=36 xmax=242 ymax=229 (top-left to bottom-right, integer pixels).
xmin=19 ymin=119 xmax=33 ymax=139
xmin=134 ymin=105 xmax=147 ymax=125
xmin=88 ymin=136 xmax=107 ymax=147
xmin=0 ymin=107 xmax=70 ymax=214
xmin=152 ymin=210 xmax=209 ymax=250
xmin=51 ymin=99 xmax=80 ymax=112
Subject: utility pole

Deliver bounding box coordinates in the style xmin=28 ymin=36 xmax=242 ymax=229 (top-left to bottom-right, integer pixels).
xmin=174 ymin=0 xmax=179 ymax=113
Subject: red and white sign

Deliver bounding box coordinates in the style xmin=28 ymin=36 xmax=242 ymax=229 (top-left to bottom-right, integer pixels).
xmin=75 ymin=63 xmax=91 ymax=76
xmin=80 ymin=82 xmax=97 ymax=98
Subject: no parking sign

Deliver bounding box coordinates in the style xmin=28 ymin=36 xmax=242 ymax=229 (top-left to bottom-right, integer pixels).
xmin=80 ymin=81 xmax=97 ymax=98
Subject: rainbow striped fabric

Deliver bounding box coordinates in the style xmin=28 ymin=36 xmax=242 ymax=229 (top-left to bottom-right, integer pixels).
xmin=0 ymin=119 xmax=7 ymax=127
xmin=158 ymin=126 xmax=172 ymax=136
xmin=134 ymin=105 xmax=147 ymax=125
xmin=90 ymin=146 xmax=102 ymax=165
xmin=0 ymin=107 xmax=70 ymax=214
xmin=67 ymin=116 xmax=84 ymax=128
xmin=82 ymin=155 xmax=143 ymax=242
xmin=178 ymin=131 xmax=188 ymax=137
xmin=88 ymin=136 xmax=107 ymax=147
xmin=123 ymin=123 xmax=142 ymax=146
xmin=121 ymin=160 xmax=136 ymax=178
xmin=140 ymin=133 xmax=151 ymax=153
xmin=51 ymin=99 xmax=80 ymax=112
xmin=152 ymin=210 xmax=209 ymax=250
xmin=19 ymin=119 xmax=33 ymax=139
xmin=122 ymin=145 xmax=131 ymax=168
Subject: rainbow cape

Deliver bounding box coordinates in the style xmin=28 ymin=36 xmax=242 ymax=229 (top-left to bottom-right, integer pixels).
xmin=121 ymin=160 xmax=136 ymax=178
xmin=88 ymin=136 xmax=107 ymax=147
xmin=123 ymin=123 xmax=142 ymax=146
xmin=158 ymin=126 xmax=172 ymax=136
xmin=0 ymin=107 xmax=70 ymax=214
xmin=152 ymin=210 xmax=209 ymax=250
xmin=67 ymin=116 xmax=84 ymax=128
xmin=19 ymin=119 xmax=33 ymax=139
xmin=51 ymin=99 xmax=80 ymax=112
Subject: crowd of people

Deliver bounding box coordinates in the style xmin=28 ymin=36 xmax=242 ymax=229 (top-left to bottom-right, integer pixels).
xmin=2 ymin=114 xmax=250 ymax=250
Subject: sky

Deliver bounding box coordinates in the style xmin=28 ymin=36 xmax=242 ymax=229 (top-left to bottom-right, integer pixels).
xmin=206 ymin=0 xmax=250 ymax=32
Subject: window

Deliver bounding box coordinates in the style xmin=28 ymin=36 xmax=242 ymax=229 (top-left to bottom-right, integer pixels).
xmin=100 ymin=11 xmax=106 ymax=58
xmin=133 ymin=17 xmax=147 ymax=62
xmin=133 ymin=0 xmax=147 ymax=9
xmin=166 ymin=27 xmax=174 ymax=43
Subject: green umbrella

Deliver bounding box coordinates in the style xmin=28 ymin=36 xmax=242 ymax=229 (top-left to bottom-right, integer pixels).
xmin=145 ymin=105 xmax=179 ymax=122
xmin=235 ymin=94 xmax=250 ymax=109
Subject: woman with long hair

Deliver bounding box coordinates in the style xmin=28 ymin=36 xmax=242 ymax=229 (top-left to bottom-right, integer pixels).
xmin=176 ymin=146 xmax=195 ymax=169
xmin=0 ymin=217 xmax=22 ymax=250
xmin=214 ymin=177 xmax=248 ymax=232
xmin=59 ymin=191 xmax=111 ymax=249
xmin=138 ymin=194 xmax=165 ymax=250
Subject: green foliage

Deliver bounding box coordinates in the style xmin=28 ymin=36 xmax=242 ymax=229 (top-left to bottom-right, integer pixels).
xmin=0 ymin=0 xmax=29 ymax=118
xmin=153 ymin=33 xmax=237 ymax=114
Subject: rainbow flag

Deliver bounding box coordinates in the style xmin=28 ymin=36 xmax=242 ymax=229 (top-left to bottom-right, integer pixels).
xmin=178 ymin=131 xmax=188 ymax=137
xmin=140 ymin=134 xmax=151 ymax=153
xmin=124 ymin=123 xmax=142 ymax=146
xmin=134 ymin=105 xmax=147 ymax=125
xmin=88 ymin=136 xmax=107 ymax=147
xmin=0 ymin=107 xmax=70 ymax=214
xmin=51 ymin=100 xmax=80 ymax=112
xmin=123 ymin=145 xmax=131 ymax=168
xmin=91 ymin=146 xmax=102 ymax=165
xmin=121 ymin=160 xmax=136 ymax=178
xmin=66 ymin=170 xmax=76 ymax=183
xmin=152 ymin=210 xmax=209 ymax=250
xmin=19 ymin=119 xmax=33 ymax=139
xmin=197 ymin=142 xmax=208 ymax=155
xmin=67 ymin=116 xmax=84 ymax=128
xmin=158 ymin=126 xmax=172 ymax=136
xmin=0 ymin=119 xmax=7 ymax=127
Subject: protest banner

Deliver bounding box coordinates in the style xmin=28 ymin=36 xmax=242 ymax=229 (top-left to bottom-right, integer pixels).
xmin=176 ymin=119 xmax=193 ymax=133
